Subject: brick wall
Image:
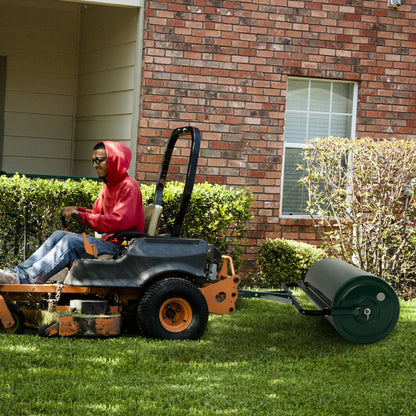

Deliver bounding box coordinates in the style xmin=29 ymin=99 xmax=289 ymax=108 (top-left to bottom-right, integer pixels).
xmin=137 ymin=0 xmax=416 ymax=271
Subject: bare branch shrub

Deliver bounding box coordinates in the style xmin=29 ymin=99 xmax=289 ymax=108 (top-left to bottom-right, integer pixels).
xmin=300 ymin=137 xmax=416 ymax=298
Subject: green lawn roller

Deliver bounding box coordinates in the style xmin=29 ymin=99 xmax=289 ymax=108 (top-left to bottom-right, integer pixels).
xmin=240 ymin=258 xmax=400 ymax=344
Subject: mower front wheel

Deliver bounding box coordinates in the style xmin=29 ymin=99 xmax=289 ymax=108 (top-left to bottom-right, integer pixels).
xmin=137 ymin=278 xmax=208 ymax=340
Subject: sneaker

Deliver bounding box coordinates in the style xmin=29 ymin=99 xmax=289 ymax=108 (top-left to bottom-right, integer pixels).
xmin=0 ymin=269 xmax=20 ymax=284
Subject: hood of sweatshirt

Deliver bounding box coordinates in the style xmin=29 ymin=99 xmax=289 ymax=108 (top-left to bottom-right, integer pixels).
xmin=102 ymin=141 xmax=132 ymax=185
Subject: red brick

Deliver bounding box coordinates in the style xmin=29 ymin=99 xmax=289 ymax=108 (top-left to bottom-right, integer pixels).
xmin=138 ymin=0 xmax=416 ymax=273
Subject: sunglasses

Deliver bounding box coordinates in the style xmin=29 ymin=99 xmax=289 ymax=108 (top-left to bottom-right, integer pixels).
xmin=92 ymin=157 xmax=107 ymax=165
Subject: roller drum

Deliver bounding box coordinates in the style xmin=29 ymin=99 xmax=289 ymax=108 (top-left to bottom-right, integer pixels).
xmin=304 ymin=258 xmax=400 ymax=344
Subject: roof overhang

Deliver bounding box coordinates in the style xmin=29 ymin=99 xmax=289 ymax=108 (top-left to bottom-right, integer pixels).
xmin=59 ymin=0 xmax=143 ymax=7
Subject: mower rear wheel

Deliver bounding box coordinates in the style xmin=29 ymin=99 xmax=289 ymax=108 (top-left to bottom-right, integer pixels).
xmin=137 ymin=278 xmax=208 ymax=340
xmin=0 ymin=302 xmax=25 ymax=334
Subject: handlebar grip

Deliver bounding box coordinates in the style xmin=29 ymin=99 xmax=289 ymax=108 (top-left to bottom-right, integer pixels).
xmin=61 ymin=212 xmax=86 ymax=233
xmin=61 ymin=215 xmax=68 ymax=230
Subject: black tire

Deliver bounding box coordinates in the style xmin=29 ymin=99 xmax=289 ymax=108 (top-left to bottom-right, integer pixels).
xmin=137 ymin=278 xmax=209 ymax=340
xmin=0 ymin=302 xmax=25 ymax=334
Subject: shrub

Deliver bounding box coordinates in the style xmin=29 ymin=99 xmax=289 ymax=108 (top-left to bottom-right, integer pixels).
xmin=244 ymin=238 xmax=326 ymax=288
xmin=0 ymin=175 xmax=101 ymax=267
xmin=141 ymin=181 xmax=254 ymax=265
xmin=389 ymin=228 xmax=416 ymax=300
xmin=299 ymin=137 xmax=416 ymax=298
xmin=0 ymin=176 xmax=253 ymax=268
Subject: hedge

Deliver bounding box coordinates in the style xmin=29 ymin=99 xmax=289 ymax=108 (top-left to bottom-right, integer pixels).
xmin=150 ymin=182 xmax=253 ymax=259
xmin=0 ymin=175 xmax=253 ymax=268
xmin=244 ymin=238 xmax=326 ymax=288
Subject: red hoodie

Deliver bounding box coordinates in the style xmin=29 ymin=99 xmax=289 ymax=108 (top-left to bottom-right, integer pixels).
xmin=77 ymin=141 xmax=144 ymax=243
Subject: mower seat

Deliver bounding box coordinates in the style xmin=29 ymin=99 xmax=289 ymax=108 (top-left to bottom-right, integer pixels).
xmin=112 ymin=204 xmax=163 ymax=242
xmin=144 ymin=204 xmax=162 ymax=236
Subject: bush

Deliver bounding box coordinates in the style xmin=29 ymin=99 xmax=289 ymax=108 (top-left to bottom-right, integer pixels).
xmin=0 ymin=175 xmax=101 ymax=267
xmin=0 ymin=176 xmax=253 ymax=268
xmin=390 ymin=228 xmax=416 ymax=300
xmin=142 ymin=181 xmax=253 ymax=266
xmin=244 ymin=238 xmax=326 ymax=288
xmin=299 ymin=137 xmax=416 ymax=298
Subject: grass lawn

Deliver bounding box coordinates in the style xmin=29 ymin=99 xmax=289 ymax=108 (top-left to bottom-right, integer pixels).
xmin=0 ymin=293 xmax=415 ymax=416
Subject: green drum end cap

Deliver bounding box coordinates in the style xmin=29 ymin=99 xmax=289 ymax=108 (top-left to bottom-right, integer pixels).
xmin=331 ymin=276 xmax=400 ymax=344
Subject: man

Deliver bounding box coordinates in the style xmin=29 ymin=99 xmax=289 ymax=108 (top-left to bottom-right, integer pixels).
xmin=0 ymin=141 xmax=144 ymax=284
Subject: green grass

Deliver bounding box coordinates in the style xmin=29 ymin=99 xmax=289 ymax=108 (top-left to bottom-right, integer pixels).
xmin=1 ymin=295 xmax=415 ymax=416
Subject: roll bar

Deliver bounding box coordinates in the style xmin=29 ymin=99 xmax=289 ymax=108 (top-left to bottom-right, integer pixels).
xmin=155 ymin=126 xmax=201 ymax=238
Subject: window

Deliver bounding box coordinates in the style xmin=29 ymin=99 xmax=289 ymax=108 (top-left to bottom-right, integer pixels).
xmin=281 ymin=78 xmax=357 ymax=217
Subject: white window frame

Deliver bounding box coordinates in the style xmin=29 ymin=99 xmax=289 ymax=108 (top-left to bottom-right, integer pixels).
xmin=280 ymin=77 xmax=358 ymax=219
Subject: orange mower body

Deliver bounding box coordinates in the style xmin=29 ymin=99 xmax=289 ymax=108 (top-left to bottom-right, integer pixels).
xmin=0 ymin=255 xmax=240 ymax=339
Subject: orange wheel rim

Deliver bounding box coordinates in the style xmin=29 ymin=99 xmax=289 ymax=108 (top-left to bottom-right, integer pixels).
xmin=159 ymin=297 xmax=193 ymax=333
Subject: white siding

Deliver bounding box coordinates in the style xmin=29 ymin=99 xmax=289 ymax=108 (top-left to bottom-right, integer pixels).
xmin=0 ymin=0 xmax=80 ymax=175
xmin=73 ymin=5 xmax=139 ymax=177
xmin=0 ymin=0 xmax=141 ymax=177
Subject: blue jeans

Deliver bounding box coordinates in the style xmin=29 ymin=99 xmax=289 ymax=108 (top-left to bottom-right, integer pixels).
xmin=12 ymin=231 xmax=120 ymax=284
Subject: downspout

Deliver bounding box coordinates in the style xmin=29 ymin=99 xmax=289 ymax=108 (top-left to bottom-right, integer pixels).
xmin=71 ymin=4 xmax=82 ymax=175
xmin=129 ymin=2 xmax=145 ymax=178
